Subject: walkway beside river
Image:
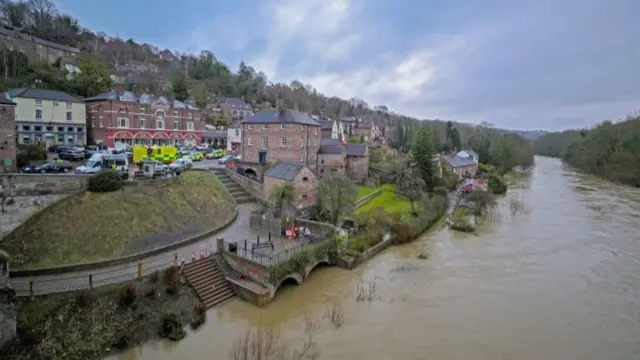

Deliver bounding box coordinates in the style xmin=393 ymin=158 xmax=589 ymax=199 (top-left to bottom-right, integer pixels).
xmin=10 ymin=202 xmax=266 ymax=296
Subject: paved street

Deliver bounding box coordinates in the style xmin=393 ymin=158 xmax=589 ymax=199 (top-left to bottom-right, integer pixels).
xmin=10 ymin=202 xmax=277 ymax=296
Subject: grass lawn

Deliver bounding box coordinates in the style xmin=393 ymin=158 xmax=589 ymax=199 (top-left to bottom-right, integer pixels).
xmin=356 ymin=185 xmax=376 ymax=199
xmin=0 ymin=273 xmax=200 ymax=360
xmin=2 ymin=171 xmax=237 ymax=269
xmin=356 ymin=184 xmax=413 ymax=215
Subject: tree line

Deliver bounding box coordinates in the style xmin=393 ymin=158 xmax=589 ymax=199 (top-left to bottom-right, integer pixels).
xmin=534 ymin=114 xmax=640 ymax=186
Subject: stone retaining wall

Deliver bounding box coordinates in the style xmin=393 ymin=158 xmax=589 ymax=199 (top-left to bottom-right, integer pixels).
xmin=352 ymin=189 xmax=382 ymax=210
xmin=224 ymin=168 xmax=264 ymax=201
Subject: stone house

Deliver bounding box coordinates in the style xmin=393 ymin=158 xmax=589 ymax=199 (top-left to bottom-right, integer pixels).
xmin=346 ymin=143 xmax=369 ymax=182
xmin=351 ymin=121 xmax=374 ymax=143
xmin=456 ymin=149 xmax=479 ymax=164
xmin=443 ymin=154 xmax=478 ymax=178
xmin=212 ymin=97 xmax=253 ymax=123
xmin=241 ymin=106 xmax=321 ymax=172
xmin=0 ymin=94 xmax=16 ymax=172
xmin=7 ymin=88 xmax=86 ymax=146
xmin=263 ymin=162 xmax=318 ymax=209
xmin=117 ymin=60 xmax=159 ymax=74
xmin=319 ymin=119 xmax=333 ymax=138
xmin=317 ymin=144 xmax=346 ymax=178
xmin=0 ymin=27 xmax=80 ymax=64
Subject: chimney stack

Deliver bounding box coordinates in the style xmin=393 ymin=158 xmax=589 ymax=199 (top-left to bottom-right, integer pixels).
xmin=275 ymin=99 xmax=283 ymax=113
xmin=319 ymin=108 xmax=326 ymax=119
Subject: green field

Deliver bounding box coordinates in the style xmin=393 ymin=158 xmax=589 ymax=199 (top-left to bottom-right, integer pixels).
xmin=356 ymin=184 xmax=412 ymax=215
xmin=357 ymin=185 xmax=376 ymax=199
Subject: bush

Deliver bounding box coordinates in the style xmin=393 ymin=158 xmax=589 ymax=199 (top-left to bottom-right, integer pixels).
xmin=160 ymin=313 xmax=186 ymax=341
xmin=433 ymin=186 xmax=448 ymax=198
xmin=439 ymin=174 xmax=459 ymax=191
xmin=88 ymin=170 xmax=124 ymax=192
xmin=191 ymin=304 xmax=207 ymax=329
xmin=16 ymin=144 xmax=46 ymax=168
xmin=145 ymin=285 xmax=158 ymax=297
xmin=488 ymin=174 xmax=507 ymax=195
xmin=391 ymin=221 xmax=417 ymax=244
xmin=74 ymin=290 xmax=94 ymax=308
xmin=164 ymin=265 xmax=180 ymax=285
xmin=119 ymin=283 xmax=137 ymax=307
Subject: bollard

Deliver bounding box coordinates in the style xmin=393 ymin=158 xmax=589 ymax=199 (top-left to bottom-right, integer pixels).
xmin=174 ymin=253 xmax=178 ymax=266
xmin=137 ymin=263 xmax=142 ymax=281
xmin=29 ymin=281 xmax=34 ymax=300
xmin=257 ymin=235 xmax=260 ymax=244
xmin=244 ymin=239 xmax=247 ymax=250
xmin=89 ymin=274 xmax=93 ymax=290
xmin=269 ymin=232 xmax=271 ymax=242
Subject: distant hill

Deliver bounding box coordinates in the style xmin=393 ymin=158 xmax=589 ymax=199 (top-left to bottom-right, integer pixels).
xmin=507 ymin=130 xmax=548 ymax=141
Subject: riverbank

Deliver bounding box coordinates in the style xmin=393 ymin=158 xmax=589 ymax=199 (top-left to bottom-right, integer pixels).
xmin=0 ymin=267 xmax=201 ymax=360
xmin=2 ymin=171 xmax=236 ymax=269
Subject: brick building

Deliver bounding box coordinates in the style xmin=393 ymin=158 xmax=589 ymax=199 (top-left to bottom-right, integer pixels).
xmin=206 ymin=97 xmax=253 ymax=124
xmin=0 ymin=94 xmax=16 ymax=172
xmin=84 ymin=90 xmax=203 ymax=147
xmin=263 ymin=162 xmax=318 ymax=209
xmin=317 ymin=144 xmax=346 ymax=178
xmin=443 ymin=153 xmax=478 ymax=178
xmin=346 ymin=144 xmax=369 ymax=182
xmin=241 ymin=107 xmax=321 ymax=172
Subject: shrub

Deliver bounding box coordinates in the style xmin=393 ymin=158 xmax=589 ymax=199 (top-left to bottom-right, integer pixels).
xmin=119 ymin=283 xmax=137 ymax=307
xmin=88 ymin=170 xmax=124 ymax=192
xmin=16 ymin=144 xmax=46 ymax=168
xmin=488 ymin=174 xmax=507 ymax=195
xmin=160 ymin=313 xmax=186 ymax=341
xmin=166 ymin=284 xmax=179 ymax=295
xmin=74 ymin=290 xmax=94 ymax=308
xmin=439 ymin=174 xmax=459 ymax=191
xmin=191 ymin=304 xmax=207 ymax=329
xmin=146 ymin=285 xmax=158 ymax=297
xmin=121 ymin=172 xmax=130 ymax=180
xmin=150 ymin=270 xmax=160 ymax=283
xmin=112 ymin=331 xmax=133 ymax=349
xmin=391 ymin=221 xmax=417 ymax=244
xmin=164 ymin=265 xmax=180 ymax=285
xmin=433 ymin=186 xmax=448 ymax=198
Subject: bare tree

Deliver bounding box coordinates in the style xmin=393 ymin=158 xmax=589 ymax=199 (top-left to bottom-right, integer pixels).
xmin=316 ymin=172 xmax=358 ymax=225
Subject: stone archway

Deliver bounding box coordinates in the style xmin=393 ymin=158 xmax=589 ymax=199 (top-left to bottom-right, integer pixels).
xmin=244 ymin=168 xmax=258 ymax=178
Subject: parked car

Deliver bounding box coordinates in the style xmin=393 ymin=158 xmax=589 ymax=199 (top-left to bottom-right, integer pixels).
xmin=83 ymin=145 xmax=99 ymax=159
xmin=169 ymin=158 xmax=193 ymax=172
xmin=59 ymin=149 xmax=85 ymax=161
xmin=23 ymin=161 xmax=73 ymax=173
xmin=218 ymin=154 xmax=235 ymax=164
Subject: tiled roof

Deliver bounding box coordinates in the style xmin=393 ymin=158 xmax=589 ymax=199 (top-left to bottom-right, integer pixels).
xmin=346 ymin=143 xmax=367 ymax=157
xmin=243 ymin=109 xmax=320 ymax=126
xmin=264 ymin=162 xmax=304 ymax=181
xmin=221 ymin=97 xmax=252 ymax=110
xmin=447 ymin=156 xmax=477 ymax=168
xmin=0 ymin=93 xmax=16 ymax=105
xmin=84 ymin=90 xmax=199 ymax=109
xmin=318 ymin=145 xmax=345 ymax=155
xmin=318 ymin=120 xmax=333 ymax=130
xmin=460 ymin=149 xmax=478 ymax=158
xmin=341 ymin=116 xmax=357 ymax=123
xmin=229 ymin=120 xmax=242 ymax=128
xmin=357 ymin=121 xmax=372 ymax=129
xmin=7 ymin=88 xmax=82 ymax=102
xmin=320 ymin=138 xmax=340 ymax=146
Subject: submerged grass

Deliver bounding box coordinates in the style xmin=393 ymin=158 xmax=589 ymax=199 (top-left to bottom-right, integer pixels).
xmin=2 ymin=171 xmax=236 ymax=269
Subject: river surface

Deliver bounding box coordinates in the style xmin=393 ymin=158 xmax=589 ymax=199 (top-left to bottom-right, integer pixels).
xmin=108 ymin=156 xmax=640 ymax=360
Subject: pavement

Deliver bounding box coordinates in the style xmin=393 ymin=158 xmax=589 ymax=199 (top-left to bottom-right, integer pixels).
xmin=9 ymin=201 xmax=277 ymax=296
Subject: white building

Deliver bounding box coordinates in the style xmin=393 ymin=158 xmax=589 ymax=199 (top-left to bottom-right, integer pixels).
xmin=227 ymin=120 xmax=242 ymax=153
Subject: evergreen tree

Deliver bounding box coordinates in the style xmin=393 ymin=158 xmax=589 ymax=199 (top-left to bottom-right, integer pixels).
xmin=171 ymin=73 xmax=189 ymax=101
xmin=413 ymin=125 xmax=437 ymax=191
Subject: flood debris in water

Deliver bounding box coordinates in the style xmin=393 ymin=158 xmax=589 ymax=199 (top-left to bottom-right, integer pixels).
xmin=324 ymin=298 xmax=345 ymax=328
xmin=355 ymin=278 xmax=380 ymax=303
xmin=229 ymin=311 xmax=320 ymax=360
xmin=391 ymin=264 xmax=420 ymax=272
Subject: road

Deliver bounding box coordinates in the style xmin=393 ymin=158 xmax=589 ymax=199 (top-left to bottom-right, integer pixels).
xmin=10 ymin=201 xmax=266 ymax=296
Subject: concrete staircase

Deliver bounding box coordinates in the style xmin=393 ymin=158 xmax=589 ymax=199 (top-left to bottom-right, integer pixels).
xmin=212 ymin=168 xmax=254 ymax=204
xmin=182 ymin=258 xmax=236 ymax=308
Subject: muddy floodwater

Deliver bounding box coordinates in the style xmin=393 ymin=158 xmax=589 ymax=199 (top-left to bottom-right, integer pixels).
xmin=109 ymin=156 xmax=640 ymax=360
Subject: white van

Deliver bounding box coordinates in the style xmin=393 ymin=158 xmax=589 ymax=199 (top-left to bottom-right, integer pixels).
xmin=75 ymin=154 xmax=128 ymax=174
xmin=102 ymin=154 xmax=129 ymax=172
xmin=75 ymin=153 xmax=105 ymax=174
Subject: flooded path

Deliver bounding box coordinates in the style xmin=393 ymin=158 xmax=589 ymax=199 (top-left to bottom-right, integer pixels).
xmin=109 ymin=156 xmax=640 ymax=360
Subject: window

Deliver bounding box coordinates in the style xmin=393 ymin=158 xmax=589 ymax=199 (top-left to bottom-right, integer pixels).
xmin=314 ymin=128 xmax=318 ymax=135
xmin=66 ymin=102 xmax=72 ymax=110
xmin=280 ymin=137 xmax=287 ymax=147
xmin=77 ymin=127 xmax=83 ymax=132
xmin=299 ymin=125 xmax=303 ymax=131
xmin=301 ymin=194 xmax=308 ymax=199
xmin=173 ymin=111 xmax=178 ymax=116
xmin=156 ymin=118 xmax=164 ymax=129
xmin=261 ymin=136 xmax=268 ymax=149
xmin=321 ymin=159 xmax=324 ymax=164
xmin=300 ymin=152 xmax=304 ymax=162
xmin=140 ymin=117 xmax=145 ymax=128
xmin=280 ymin=124 xmax=287 ymax=130
xmin=34 ymin=125 xmax=41 ymax=131
xmin=300 ymin=137 xmax=304 ymax=148
xmin=21 ymin=125 xmax=30 ymax=131
xmin=247 ymin=137 xmax=253 ymax=146
xmin=187 ymin=122 xmax=194 ymax=131
xmin=247 ymin=124 xmax=254 ymax=129
xmin=35 ymin=109 xmax=43 ymax=120
xmin=57 ymin=126 xmax=64 ymax=132
xmin=140 ymin=107 xmax=146 ymax=114
xmin=119 ymin=108 xmax=126 ymax=114
xmin=173 ymin=121 xmax=179 ymax=130
xmin=53 ymin=101 xmax=59 ymax=107
xmin=263 ymin=124 xmax=268 ymax=129
xmin=118 ymin=117 xmax=128 ymax=128
xmin=235 ymin=129 xmax=240 ymax=136
xmin=66 ymin=111 xmax=72 ymax=121
xmin=302 ymin=176 xmax=309 ymax=182
xmin=67 ymin=127 xmax=74 ymax=132
xmin=46 ymin=126 xmax=53 ymax=131
xmin=35 ymin=99 xmax=42 ymax=107
xmin=188 ymin=113 xmax=192 ymax=119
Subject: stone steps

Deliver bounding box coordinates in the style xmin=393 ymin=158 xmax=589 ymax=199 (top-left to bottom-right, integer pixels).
xmin=212 ymin=169 xmax=254 ymax=203
xmin=182 ymin=258 xmax=236 ymax=308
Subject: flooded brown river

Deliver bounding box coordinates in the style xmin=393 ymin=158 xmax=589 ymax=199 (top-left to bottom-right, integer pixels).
xmin=109 ymin=156 xmax=640 ymax=360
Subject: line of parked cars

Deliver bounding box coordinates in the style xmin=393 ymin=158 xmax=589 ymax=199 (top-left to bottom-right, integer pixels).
xmin=22 ymin=161 xmax=74 ymax=173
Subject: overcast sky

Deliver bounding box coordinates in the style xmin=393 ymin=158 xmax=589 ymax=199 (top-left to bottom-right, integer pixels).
xmin=57 ymin=0 xmax=640 ymax=131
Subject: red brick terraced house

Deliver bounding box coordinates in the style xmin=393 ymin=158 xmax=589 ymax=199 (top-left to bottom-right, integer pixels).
xmin=84 ymin=90 xmax=203 ymax=147
xmin=241 ymin=106 xmax=321 ymax=176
